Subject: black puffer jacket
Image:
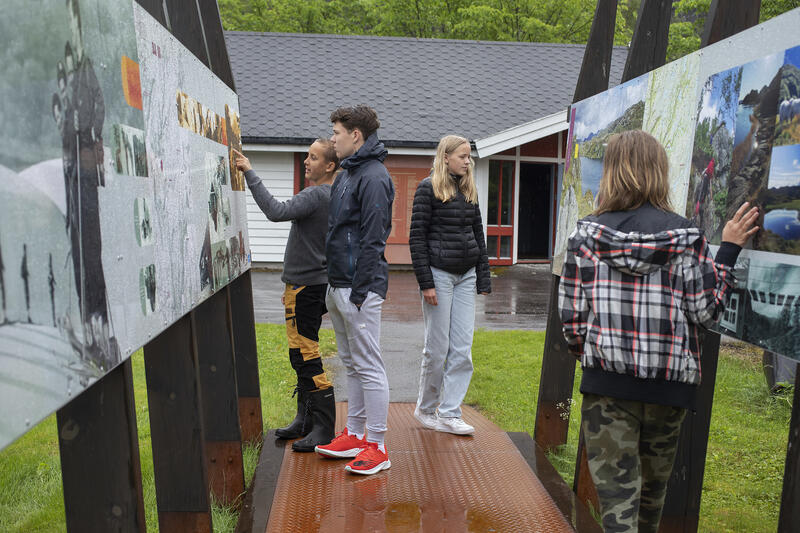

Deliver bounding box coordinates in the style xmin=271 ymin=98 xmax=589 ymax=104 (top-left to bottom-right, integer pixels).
xmin=409 ymin=176 xmax=491 ymax=293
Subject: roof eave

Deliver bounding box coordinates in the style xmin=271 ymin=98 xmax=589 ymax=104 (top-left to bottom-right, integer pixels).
xmin=474 ymin=111 xmax=568 ymax=158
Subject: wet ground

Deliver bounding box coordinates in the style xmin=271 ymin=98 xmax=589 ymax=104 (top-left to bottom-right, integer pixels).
xmin=251 ymin=264 xmax=554 ymax=402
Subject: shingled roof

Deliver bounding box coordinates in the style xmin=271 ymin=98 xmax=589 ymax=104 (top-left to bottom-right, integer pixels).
xmin=224 ymin=32 xmax=628 ymax=147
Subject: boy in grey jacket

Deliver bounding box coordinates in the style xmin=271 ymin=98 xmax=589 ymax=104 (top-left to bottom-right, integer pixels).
xmin=234 ymin=140 xmax=338 ymax=452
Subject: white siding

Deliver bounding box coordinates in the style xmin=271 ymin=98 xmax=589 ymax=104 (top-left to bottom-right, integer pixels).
xmin=244 ymin=150 xmax=295 ymax=263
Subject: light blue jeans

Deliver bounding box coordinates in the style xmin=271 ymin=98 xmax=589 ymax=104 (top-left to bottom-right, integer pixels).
xmin=417 ymin=266 xmax=476 ymax=418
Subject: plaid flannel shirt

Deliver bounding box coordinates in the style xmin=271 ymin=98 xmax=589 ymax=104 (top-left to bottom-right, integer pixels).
xmin=558 ymin=220 xmax=736 ymax=386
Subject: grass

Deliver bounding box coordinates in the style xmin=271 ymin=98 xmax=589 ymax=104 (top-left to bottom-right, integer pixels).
xmin=465 ymin=330 xmax=793 ymax=533
xmin=0 ymin=324 xmax=336 ymax=533
xmin=0 ymin=326 xmax=792 ymax=532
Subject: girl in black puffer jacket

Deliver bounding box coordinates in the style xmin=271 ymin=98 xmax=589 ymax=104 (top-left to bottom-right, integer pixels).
xmin=409 ymin=135 xmax=491 ymax=436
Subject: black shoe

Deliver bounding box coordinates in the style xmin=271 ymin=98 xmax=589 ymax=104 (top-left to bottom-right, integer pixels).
xmin=275 ymin=389 xmax=311 ymax=439
xmin=292 ymin=388 xmax=336 ymax=452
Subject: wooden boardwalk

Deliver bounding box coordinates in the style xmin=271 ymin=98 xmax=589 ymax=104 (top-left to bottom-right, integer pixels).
xmin=238 ymin=403 xmax=600 ymax=533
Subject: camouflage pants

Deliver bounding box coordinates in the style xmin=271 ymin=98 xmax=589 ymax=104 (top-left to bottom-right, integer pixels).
xmin=581 ymin=394 xmax=686 ymax=533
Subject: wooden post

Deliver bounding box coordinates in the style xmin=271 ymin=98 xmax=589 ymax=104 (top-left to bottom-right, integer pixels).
xmin=658 ymin=332 xmax=721 ymax=533
xmin=534 ymin=0 xmax=618 ymax=452
xmin=56 ymin=359 xmax=146 ymax=533
xmin=571 ymin=0 xmax=674 ymax=513
xmin=193 ymin=289 xmax=246 ymax=508
xmin=144 ymin=315 xmax=213 ymax=533
xmin=196 ymin=0 xmax=237 ymax=91
xmin=701 ymin=0 xmax=761 ymax=46
xmin=778 ymin=363 xmax=800 ymax=533
xmin=535 ymin=277 xmax=578 ymax=451
xmin=229 ymin=270 xmax=263 ymax=443
xmin=621 ymin=0 xmax=673 ymax=83
xmin=572 ymin=0 xmax=619 ymax=103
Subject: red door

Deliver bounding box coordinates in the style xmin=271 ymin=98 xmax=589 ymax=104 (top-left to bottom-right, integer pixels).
xmin=486 ymin=160 xmax=514 ymax=265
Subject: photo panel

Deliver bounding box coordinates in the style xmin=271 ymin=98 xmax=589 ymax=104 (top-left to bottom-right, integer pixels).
xmin=133 ymin=197 xmax=153 ymax=246
xmin=112 ymin=123 xmax=149 ymax=177
xmin=775 ymin=45 xmax=800 ymax=146
xmin=553 ymin=75 xmax=648 ymax=273
xmin=139 ymin=263 xmax=156 ymax=316
xmin=211 ymin=240 xmax=230 ymax=291
xmin=686 ymin=66 xmax=741 ymax=242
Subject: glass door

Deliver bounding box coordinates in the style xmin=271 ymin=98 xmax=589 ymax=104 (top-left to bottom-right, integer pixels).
xmin=486 ymin=160 xmax=514 ymax=265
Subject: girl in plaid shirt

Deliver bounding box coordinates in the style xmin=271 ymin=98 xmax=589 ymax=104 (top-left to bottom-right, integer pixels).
xmin=559 ymin=130 xmax=758 ymax=533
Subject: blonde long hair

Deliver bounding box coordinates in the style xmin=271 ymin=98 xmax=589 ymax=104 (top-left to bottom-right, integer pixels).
xmin=593 ymin=129 xmax=672 ymax=215
xmin=431 ymin=135 xmax=478 ymax=203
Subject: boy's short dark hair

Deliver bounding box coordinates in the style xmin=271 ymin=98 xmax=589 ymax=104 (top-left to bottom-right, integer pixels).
xmin=330 ymin=105 xmax=380 ymax=140
xmin=315 ymin=138 xmax=340 ymax=170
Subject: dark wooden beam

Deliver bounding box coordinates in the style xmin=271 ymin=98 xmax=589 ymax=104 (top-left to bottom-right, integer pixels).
xmin=163 ymin=0 xmax=211 ymax=68
xmin=621 ymin=0 xmax=673 ymax=83
xmin=229 ymin=271 xmax=263 ymax=443
xmin=658 ymin=331 xmax=721 ymax=533
xmin=57 ymin=359 xmax=146 ymax=533
xmin=144 ymin=315 xmax=213 ymax=533
xmin=133 ymin=0 xmax=168 ymax=28
xmin=701 ymin=0 xmax=762 ymax=47
xmin=573 ymin=0 xmax=619 ymax=103
xmin=193 ymin=289 xmax=246 ymax=507
xmin=778 ymin=363 xmax=800 ymax=533
xmin=196 ymin=0 xmax=237 ymax=92
xmin=534 ymin=275 xmax=578 ymax=451
xmin=537 ymin=0 xmax=618 ymax=451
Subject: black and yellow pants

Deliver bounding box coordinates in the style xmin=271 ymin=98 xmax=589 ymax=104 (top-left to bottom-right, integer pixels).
xmin=284 ymin=283 xmax=332 ymax=392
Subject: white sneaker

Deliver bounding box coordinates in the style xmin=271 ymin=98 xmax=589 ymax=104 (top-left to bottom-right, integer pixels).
xmin=435 ymin=417 xmax=474 ymax=435
xmin=413 ymin=407 xmax=438 ymax=429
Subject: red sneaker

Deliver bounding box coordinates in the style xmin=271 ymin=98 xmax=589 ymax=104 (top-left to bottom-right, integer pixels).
xmin=315 ymin=428 xmax=366 ymax=458
xmin=344 ymin=442 xmax=391 ymax=475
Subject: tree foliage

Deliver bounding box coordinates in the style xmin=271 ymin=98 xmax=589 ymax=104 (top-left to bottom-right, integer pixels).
xmin=219 ymin=0 xmax=799 ymax=62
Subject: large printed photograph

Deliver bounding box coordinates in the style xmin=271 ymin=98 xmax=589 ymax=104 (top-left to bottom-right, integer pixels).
xmin=554 ymin=41 xmax=800 ymax=361
xmin=0 ymin=0 xmax=250 ymax=451
xmin=553 ymin=76 xmax=648 ymax=272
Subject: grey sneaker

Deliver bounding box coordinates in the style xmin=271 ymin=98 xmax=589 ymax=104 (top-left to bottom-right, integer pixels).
xmin=413 ymin=407 xmax=438 ymax=429
xmin=435 ymin=417 xmax=474 ymax=435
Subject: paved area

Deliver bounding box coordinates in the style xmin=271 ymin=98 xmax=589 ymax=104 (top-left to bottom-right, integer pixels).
xmin=251 ymin=264 xmax=553 ymax=402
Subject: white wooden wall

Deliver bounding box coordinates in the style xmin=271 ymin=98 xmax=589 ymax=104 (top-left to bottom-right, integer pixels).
xmin=243 ymin=150 xmax=294 ymax=263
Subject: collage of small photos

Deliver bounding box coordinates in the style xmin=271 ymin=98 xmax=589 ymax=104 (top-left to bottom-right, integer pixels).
xmin=198 ymin=150 xmax=247 ymax=293
xmin=176 ymin=90 xmax=245 ymax=190
xmin=555 ymin=25 xmax=800 ymax=360
xmin=695 ymin=45 xmax=800 ymax=358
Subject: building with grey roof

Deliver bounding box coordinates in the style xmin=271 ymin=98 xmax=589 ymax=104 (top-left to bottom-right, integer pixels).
xmin=225 ymin=31 xmax=627 ymax=265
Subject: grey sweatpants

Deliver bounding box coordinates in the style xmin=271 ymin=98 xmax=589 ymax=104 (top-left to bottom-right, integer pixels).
xmin=326 ymin=286 xmax=388 ymax=445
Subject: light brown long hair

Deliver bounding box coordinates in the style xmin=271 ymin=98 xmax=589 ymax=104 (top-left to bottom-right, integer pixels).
xmin=593 ymin=129 xmax=672 ymax=215
xmin=431 ymin=135 xmax=478 ymax=203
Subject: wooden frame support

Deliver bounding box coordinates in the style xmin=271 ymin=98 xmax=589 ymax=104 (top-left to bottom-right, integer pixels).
xmin=57 ymin=359 xmax=146 ymax=533
xmin=778 ymin=363 xmax=800 ymax=533
xmin=658 ymin=332 xmax=721 ymax=533
xmin=534 ymin=275 xmax=578 ymax=451
xmin=535 ymin=1 xmax=617 ymax=452
xmin=193 ymin=289 xmax=246 ymax=508
xmin=701 ymin=0 xmax=761 ymax=47
xmin=621 ymin=0 xmax=673 ymax=83
xmin=229 ymin=270 xmax=263 ymax=443
xmin=572 ymin=0 xmax=619 ymax=104
xmin=144 ymin=314 xmax=213 ymax=533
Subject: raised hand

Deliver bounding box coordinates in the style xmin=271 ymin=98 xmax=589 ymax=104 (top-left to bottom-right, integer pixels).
xmin=232 ymin=148 xmax=251 ymax=172
xmin=721 ymin=202 xmax=759 ymax=247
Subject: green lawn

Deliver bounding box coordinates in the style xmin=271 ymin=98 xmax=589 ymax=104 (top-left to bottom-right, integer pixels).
xmin=0 ymin=325 xmax=792 ymax=532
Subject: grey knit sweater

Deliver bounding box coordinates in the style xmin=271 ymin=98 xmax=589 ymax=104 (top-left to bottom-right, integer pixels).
xmin=245 ymin=169 xmax=331 ymax=286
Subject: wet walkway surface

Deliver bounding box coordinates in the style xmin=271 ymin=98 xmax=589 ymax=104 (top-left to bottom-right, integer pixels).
xmin=251 ymin=265 xmax=554 ymax=402
xmin=247 ymin=403 xmax=596 ymax=533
